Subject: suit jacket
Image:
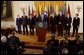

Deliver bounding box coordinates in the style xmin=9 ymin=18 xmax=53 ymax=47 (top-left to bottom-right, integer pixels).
xmin=68 ymin=39 xmax=77 ymax=54
xmin=57 ymin=14 xmax=64 ymax=27
xmin=60 ymin=40 xmax=69 ymax=49
xmin=9 ymin=36 xmax=21 ymax=47
xmin=16 ymin=18 xmax=22 ymax=26
xmin=21 ymin=16 xmax=28 ymax=25
xmin=47 ymin=39 xmax=59 ymax=48
xmin=50 ymin=16 xmax=56 ymax=31
xmin=32 ymin=16 xmax=36 ymax=25
xmin=73 ymin=17 xmax=80 ymax=27
xmin=29 ymin=17 xmax=35 ymax=28
xmin=36 ymin=15 xmax=41 ymax=22
xmin=50 ymin=17 xmax=55 ymax=26
xmin=44 ymin=15 xmax=48 ymax=22
xmin=61 ymin=15 xmax=66 ymax=27
xmin=65 ymin=16 xmax=72 ymax=27
xmin=27 ymin=17 xmax=30 ymax=25
xmin=54 ymin=15 xmax=59 ymax=25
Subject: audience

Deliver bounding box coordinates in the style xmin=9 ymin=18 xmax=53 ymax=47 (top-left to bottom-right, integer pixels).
xmin=62 ymin=48 xmax=69 ymax=54
xmin=76 ymin=35 xmax=83 ymax=54
xmin=43 ymin=33 xmax=83 ymax=54
xmin=1 ymin=30 xmax=23 ymax=54
xmin=59 ymin=39 xmax=69 ymax=54
xmin=46 ymin=33 xmax=59 ymax=54
xmin=1 ymin=29 xmax=83 ymax=54
xmin=1 ymin=35 xmax=9 ymax=54
xmin=9 ymin=31 xmax=22 ymax=54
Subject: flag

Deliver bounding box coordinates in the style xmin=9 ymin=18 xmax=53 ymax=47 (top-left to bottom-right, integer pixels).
xmin=58 ymin=1 xmax=61 ymax=12
xmin=50 ymin=5 xmax=53 ymax=14
xmin=32 ymin=6 xmax=33 ymax=16
xmin=48 ymin=5 xmax=50 ymax=17
xmin=67 ymin=3 xmax=71 ymax=16
xmin=61 ymin=1 xmax=67 ymax=17
xmin=44 ymin=6 xmax=47 ymax=12
xmin=39 ymin=2 xmax=42 ymax=15
xmin=33 ymin=11 xmax=37 ymax=16
xmin=55 ymin=5 xmax=59 ymax=15
xmin=38 ymin=5 xmax=39 ymax=15
xmin=64 ymin=1 xmax=67 ymax=17
xmin=61 ymin=4 xmax=66 ymax=15
xmin=39 ymin=5 xmax=41 ymax=15
xmin=32 ymin=5 xmax=36 ymax=17
xmin=61 ymin=5 xmax=64 ymax=15
xmin=28 ymin=5 xmax=30 ymax=15
xmin=43 ymin=4 xmax=48 ymax=16
xmin=38 ymin=5 xmax=40 ymax=18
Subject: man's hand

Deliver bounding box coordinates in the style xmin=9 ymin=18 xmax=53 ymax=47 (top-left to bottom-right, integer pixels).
xmin=67 ymin=24 xmax=68 ymax=26
xmin=59 ymin=22 xmax=61 ymax=24
xmin=77 ymin=26 xmax=79 ymax=28
xmin=19 ymin=46 xmax=22 ymax=49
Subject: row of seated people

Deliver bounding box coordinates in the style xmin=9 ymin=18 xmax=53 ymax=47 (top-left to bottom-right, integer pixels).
xmin=1 ymin=29 xmax=83 ymax=54
xmin=1 ymin=30 xmax=25 ymax=54
xmin=43 ymin=33 xmax=83 ymax=54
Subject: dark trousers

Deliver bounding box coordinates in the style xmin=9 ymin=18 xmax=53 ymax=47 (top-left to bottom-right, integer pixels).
xmin=73 ymin=26 xmax=79 ymax=36
xmin=1 ymin=45 xmax=7 ymax=54
xmin=47 ymin=23 xmax=50 ymax=31
xmin=58 ymin=25 xmax=63 ymax=36
xmin=66 ymin=26 xmax=70 ymax=36
xmin=49 ymin=48 xmax=58 ymax=54
xmin=17 ymin=25 xmax=21 ymax=34
xmin=23 ymin=25 xmax=28 ymax=35
xmin=51 ymin=27 xmax=56 ymax=34
xmin=10 ymin=47 xmax=17 ymax=54
xmin=29 ymin=26 xmax=34 ymax=35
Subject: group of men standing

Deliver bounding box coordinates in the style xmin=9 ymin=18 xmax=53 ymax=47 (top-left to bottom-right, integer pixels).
xmin=16 ymin=13 xmax=36 ymax=35
xmin=49 ymin=12 xmax=72 ymax=36
xmin=16 ymin=12 xmax=80 ymax=37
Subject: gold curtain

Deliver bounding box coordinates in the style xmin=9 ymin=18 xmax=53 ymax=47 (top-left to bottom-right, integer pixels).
xmin=34 ymin=1 xmax=65 ymax=14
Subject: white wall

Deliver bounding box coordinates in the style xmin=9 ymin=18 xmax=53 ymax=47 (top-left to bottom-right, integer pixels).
xmin=66 ymin=1 xmax=83 ymax=33
xmin=1 ymin=1 xmax=83 ymax=33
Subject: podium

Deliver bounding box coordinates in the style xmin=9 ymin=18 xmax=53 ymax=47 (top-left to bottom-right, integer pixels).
xmin=35 ymin=22 xmax=47 ymax=42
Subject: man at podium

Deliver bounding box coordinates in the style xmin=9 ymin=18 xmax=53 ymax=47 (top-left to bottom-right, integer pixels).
xmin=35 ymin=14 xmax=47 ymax=42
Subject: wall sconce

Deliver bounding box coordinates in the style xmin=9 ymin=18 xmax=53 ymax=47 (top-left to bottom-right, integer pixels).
xmin=21 ymin=8 xmax=25 ymax=14
xmin=76 ymin=5 xmax=81 ymax=13
xmin=21 ymin=4 xmax=26 ymax=14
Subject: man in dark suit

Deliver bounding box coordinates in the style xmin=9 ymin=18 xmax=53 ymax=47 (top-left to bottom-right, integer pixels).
xmin=1 ymin=35 xmax=8 ymax=54
xmin=26 ymin=15 xmax=30 ymax=33
xmin=76 ymin=37 xmax=83 ymax=54
xmin=43 ymin=14 xmax=49 ymax=31
xmin=9 ymin=31 xmax=21 ymax=54
xmin=57 ymin=12 xmax=63 ymax=36
xmin=16 ymin=15 xmax=22 ymax=34
xmin=62 ymin=15 xmax=66 ymax=34
xmin=65 ymin=13 xmax=72 ymax=37
xmin=43 ymin=14 xmax=48 ymax=22
xmin=29 ymin=15 xmax=35 ymax=35
xmin=47 ymin=33 xmax=59 ymax=54
xmin=59 ymin=39 xmax=69 ymax=54
xmin=54 ymin=13 xmax=59 ymax=33
xmin=22 ymin=14 xmax=28 ymax=35
xmin=72 ymin=13 xmax=80 ymax=36
xmin=36 ymin=14 xmax=41 ymax=22
xmin=50 ymin=15 xmax=56 ymax=34
xmin=68 ymin=38 xmax=77 ymax=54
